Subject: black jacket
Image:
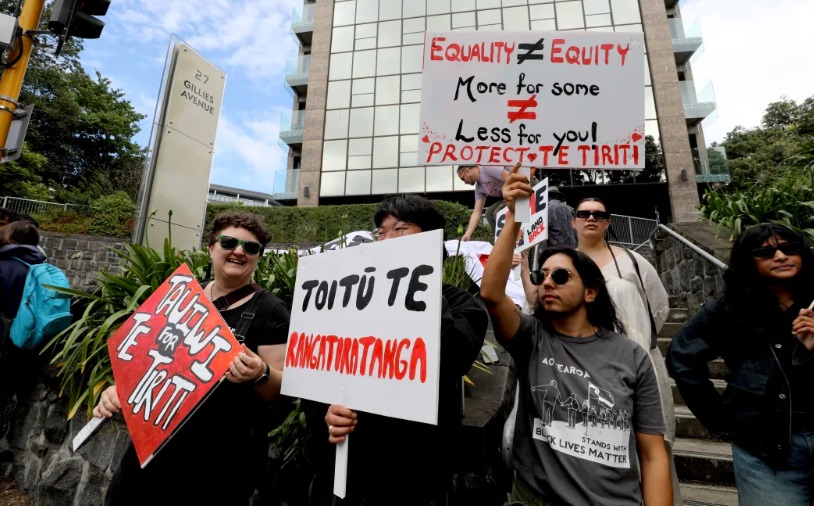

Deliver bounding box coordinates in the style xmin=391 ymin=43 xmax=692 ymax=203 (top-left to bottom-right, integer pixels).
xmin=308 ymin=283 xmax=488 ymax=506
xmin=667 ymin=299 xmax=814 ymax=462
xmin=0 ymin=244 xmax=46 ymax=335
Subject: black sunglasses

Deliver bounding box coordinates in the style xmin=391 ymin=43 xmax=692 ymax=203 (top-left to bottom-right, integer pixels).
xmin=529 ymin=268 xmax=578 ymax=286
xmin=215 ymin=235 xmax=262 ymax=255
xmin=574 ymin=210 xmax=611 ymax=220
xmin=752 ymin=242 xmax=805 ymax=259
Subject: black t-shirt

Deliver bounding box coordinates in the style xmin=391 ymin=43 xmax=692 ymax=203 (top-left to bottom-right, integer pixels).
xmin=104 ymin=290 xmax=290 ymax=506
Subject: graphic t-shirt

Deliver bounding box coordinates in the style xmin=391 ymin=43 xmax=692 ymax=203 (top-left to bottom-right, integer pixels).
xmin=507 ymin=314 xmax=665 ymax=506
xmin=474 ymin=165 xmax=508 ymax=200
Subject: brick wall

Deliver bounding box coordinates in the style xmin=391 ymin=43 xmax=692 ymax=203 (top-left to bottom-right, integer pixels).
xmin=39 ymin=232 xmax=126 ymax=290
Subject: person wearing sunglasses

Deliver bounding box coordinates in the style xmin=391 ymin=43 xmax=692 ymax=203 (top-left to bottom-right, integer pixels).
xmin=310 ymin=194 xmax=488 ymax=506
xmin=95 ymin=211 xmax=291 ymax=506
xmin=668 ymin=223 xmax=814 ymax=506
xmin=571 ymin=197 xmax=679 ymax=504
xmin=481 ymin=165 xmax=671 ymax=506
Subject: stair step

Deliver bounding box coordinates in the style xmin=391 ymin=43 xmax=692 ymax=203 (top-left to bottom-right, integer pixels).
xmin=660 ymin=322 xmax=684 ymax=338
xmin=680 ymin=483 xmax=738 ymax=506
xmin=669 ymin=295 xmax=687 ymax=309
xmin=673 ymin=438 xmax=734 ymax=487
xmin=675 ymin=406 xmax=728 ymax=441
xmin=671 ymin=379 xmax=726 ymax=407
xmin=668 ymin=308 xmax=690 ymax=323
xmin=658 ymin=337 xmax=671 ymax=356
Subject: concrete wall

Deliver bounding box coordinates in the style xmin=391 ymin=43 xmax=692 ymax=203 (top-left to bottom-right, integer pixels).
xmin=39 ymin=232 xmax=125 ymax=290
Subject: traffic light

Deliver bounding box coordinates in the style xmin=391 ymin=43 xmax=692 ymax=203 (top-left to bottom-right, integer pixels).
xmin=49 ymin=0 xmax=111 ymax=40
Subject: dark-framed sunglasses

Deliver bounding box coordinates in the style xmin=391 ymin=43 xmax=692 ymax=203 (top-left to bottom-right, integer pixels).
xmin=215 ymin=235 xmax=263 ymax=255
xmin=529 ymin=268 xmax=578 ymax=286
xmin=752 ymin=242 xmax=806 ymax=259
xmin=574 ymin=210 xmax=611 ymax=221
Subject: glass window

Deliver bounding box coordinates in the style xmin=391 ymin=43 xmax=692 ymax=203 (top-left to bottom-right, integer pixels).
xmin=586 ymin=13 xmax=611 ymax=27
xmin=426 ymin=166 xmax=453 ymax=192
xmin=611 ymin=0 xmax=641 ymax=24
xmin=583 ymin=0 xmax=610 ymax=15
xmin=645 ymin=86 xmax=656 ymax=120
xmin=334 ymin=1 xmax=356 ymax=27
xmin=427 ymin=0 xmax=451 ymax=15
xmin=320 ymin=172 xmax=346 ymax=197
xmin=376 ymin=47 xmax=401 ymax=76
xmin=401 ymin=89 xmax=422 ymax=103
xmin=614 ymin=23 xmax=643 ymax=33
xmin=588 ymin=25 xmax=615 ymax=32
xmin=352 ymin=77 xmax=375 ymax=107
xmin=401 ymin=45 xmax=423 ymax=73
xmin=451 ymin=0 xmax=475 ymax=12
xmin=353 ymin=93 xmax=375 ymax=107
xmin=531 ymin=19 xmax=556 ymax=30
xmin=352 ymin=49 xmax=377 ymax=78
xmin=348 ymin=137 xmax=372 ymax=156
xmin=477 ymin=0 xmax=500 ymax=8
xmin=378 ymin=20 xmax=401 ymax=47
xmin=349 ymin=107 xmax=374 ymax=137
xmin=503 ymin=6 xmax=530 ymax=30
xmin=373 ymin=136 xmax=399 ymax=168
xmin=346 ymin=170 xmax=372 ymax=194
xmin=348 ymin=155 xmax=372 ymax=170
xmin=322 ymin=140 xmax=348 ymax=171
xmin=530 ymin=4 xmax=554 ymax=20
xmin=427 ymin=14 xmax=451 ymax=31
xmin=379 ymin=0 xmax=401 ymax=21
xmin=645 ymin=119 xmax=660 ymax=144
xmin=503 ymin=0 xmax=525 ymax=5
xmin=332 ymin=26 xmax=355 ymax=53
xmin=324 ymin=110 xmax=350 ymax=140
xmin=374 ymin=105 xmax=400 ymax=136
xmin=401 ymin=73 xmax=422 ymax=103
xmin=556 ymin=1 xmax=584 ymax=29
xmin=355 ymin=23 xmax=377 ymax=51
xmin=452 ymin=11 xmax=476 ymax=28
xmin=372 ymin=169 xmax=398 ymax=194
xmin=327 ymin=80 xmax=351 ymax=109
xmin=399 ymin=167 xmax=425 ymax=192
xmin=644 ymin=58 xmax=651 ymax=86
xmin=356 ymin=0 xmax=379 ymax=24
xmin=403 ymin=0 xmax=425 ymax=18
xmin=403 ymin=17 xmax=425 ymax=45
xmin=478 ymin=9 xmax=501 ymax=26
xmin=399 ymin=104 xmax=420 ymax=134
xmin=329 ymin=53 xmax=353 ymax=80
xmin=400 ymin=134 xmax=419 ymax=165
xmin=528 ymin=0 xmax=554 ymax=3
xmin=375 ymin=75 xmax=400 ymax=105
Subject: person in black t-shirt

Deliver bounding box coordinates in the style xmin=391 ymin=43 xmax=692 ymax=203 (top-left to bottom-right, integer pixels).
xmin=93 ymin=211 xmax=290 ymax=506
xmin=311 ymin=194 xmax=488 ymax=506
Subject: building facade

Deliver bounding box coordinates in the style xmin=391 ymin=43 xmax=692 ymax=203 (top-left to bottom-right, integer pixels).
xmin=279 ymin=0 xmax=717 ymax=222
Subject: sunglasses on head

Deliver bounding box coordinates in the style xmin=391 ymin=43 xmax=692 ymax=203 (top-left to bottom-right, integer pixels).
xmin=215 ymin=235 xmax=262 ymax=255
xmin=574 ymin=210 xmax=611 ymax=220
xmin=752 ymin=242 xmax=805 ymax=259
xmin=529 ymin=268 xmax=578 ymax=286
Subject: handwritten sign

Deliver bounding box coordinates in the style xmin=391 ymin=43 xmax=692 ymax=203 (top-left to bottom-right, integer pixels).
xmin=107 ymin=264 xmax=242 ymax=467
xmin=282 ymin=230 xmax=443 ymax=425
xmin=419 ymin=31 xmax=645 ymax=169
xmin=495 ymin=178 xmax=550 ymax=252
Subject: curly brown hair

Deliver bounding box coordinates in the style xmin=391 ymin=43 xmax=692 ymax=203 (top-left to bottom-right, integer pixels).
xmin=208 ymin=211 xmax=271 ymax=247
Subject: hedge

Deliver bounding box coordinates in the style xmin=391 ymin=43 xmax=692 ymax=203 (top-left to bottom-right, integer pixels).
xmin=204 ymin=200 xmax=493 ymax=246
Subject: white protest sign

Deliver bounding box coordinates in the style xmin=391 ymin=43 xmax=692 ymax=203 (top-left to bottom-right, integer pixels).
xmin=419 ymin=31 xmax=645 ymax=169
xmin=495 ymin=178 xmax=550 ymax=253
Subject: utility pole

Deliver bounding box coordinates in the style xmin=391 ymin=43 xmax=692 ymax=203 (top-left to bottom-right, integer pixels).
xmin=0 ymin=0 xmax=45 ymax=155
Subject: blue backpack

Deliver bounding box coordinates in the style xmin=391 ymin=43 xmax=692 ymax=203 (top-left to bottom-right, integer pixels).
xmin=8 ymin=258 xmax=72 ymax=350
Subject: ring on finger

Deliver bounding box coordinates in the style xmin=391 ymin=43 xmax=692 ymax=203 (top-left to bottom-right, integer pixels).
xmin=328 ymin=425 xmax=334 ymax=435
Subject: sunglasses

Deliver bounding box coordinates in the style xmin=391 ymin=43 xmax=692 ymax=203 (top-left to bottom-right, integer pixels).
xmin=574 ymin=210 xmax=611 ymax=220
xmin=215 ymin=235 xmax=263 ymax=255
xmin=529 ymin=268 xmax=578 ymax=286
xmin=752 ymin=242 xmax=806 ymax=259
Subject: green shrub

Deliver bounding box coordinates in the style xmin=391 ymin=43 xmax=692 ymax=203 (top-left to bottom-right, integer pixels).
xmin=88 ymin=191 xmax=135 ymax=238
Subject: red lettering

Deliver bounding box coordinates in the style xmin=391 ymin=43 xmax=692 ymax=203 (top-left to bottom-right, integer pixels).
xmin=461 ymin=145 xmax=473 ymax=160
xmin=578 ymin=145 xmax=591 ymax=165
xmin=602 ymin=145 xmax=613 ymax=165
xmin=427 ymin=142 xmax=442 ymax=163
xmin=442 ymin=143 xmax=458 ymax=162
xmin=325 ymin=335 xmax=339 ymax=371
xmin=600 ymin=44 xmax=614 ymax=64
xmin=359 ymin=336 xmax=376 ymax=374
xmin=633 ymin=144 xmax=640 ymax=165
xmin=370 ymin=338 xmax=384 ymax=377
xmin=430 ymin=36 xmax=445 ymax=61
xmin=445 ymin=43 xmax=461 ymax=61
xmin=309 ymin=334 xmax=320 ymax=368
xmin=339 ymin=338 xmax=353 ymax=375
xmin=396 ymin=339 xmax=410 ymax=380
xmin=409 ymin=338 xmax=428 ymax=383
xmin=550 ymin=38 xmax=565 ymax=63
xmin=557 ymin=145 xmax=569 ymax=165
xmin=285 ymin=332 xmax=299 ymax=368
xmin=617 ymin=43 xmax=630 ymax=66
xmin=488 ymin=146 xmax=501 ymax=164
xmin=383 ymin=339 xmax=399 ymax=379
xmin=538 ymin=145 xmax=554 ymax=165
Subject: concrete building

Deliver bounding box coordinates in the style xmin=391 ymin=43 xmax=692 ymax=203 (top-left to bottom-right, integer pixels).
xmin=279 ymin=0 xmax=718 ymax=222
xmin=208 ymin=183 xmax=281 ymax=207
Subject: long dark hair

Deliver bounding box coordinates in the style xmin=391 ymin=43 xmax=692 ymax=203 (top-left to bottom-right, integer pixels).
xmin=721 ymin=223 xmax=814 ymax=327
xmin=533 ymin=247 xmax=624 ymax=336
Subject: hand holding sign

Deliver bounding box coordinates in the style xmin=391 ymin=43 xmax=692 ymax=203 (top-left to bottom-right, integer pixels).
xmin=502 ymin=163 xmax=534 ymax=214
xmin=226 ymin=344 xmax=266 ymax=383
xmin=793 ymin=308 xmax=814 ymax=351
xmin=93 ymin=385 xmax=122 ymax=418
xmin=326 ymin=404 xmax=357 ymax=443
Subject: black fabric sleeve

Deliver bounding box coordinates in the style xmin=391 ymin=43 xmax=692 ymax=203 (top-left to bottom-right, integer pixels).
xmin=255 ymin=293 xmax=291 ymax=346
xmin=440 ymin=284 xmax=488 ymax=377
xmin=666 ymin=301 xmax=726 ymax=434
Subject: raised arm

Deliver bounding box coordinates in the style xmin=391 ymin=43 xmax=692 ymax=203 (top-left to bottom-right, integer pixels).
xmin=463 ymin=197 xmax=486 ymax=241
xmin=480 ymin=164 xmax=533 ymax=344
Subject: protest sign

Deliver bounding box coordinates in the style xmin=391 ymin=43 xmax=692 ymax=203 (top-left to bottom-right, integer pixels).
xmin=419 ymin=31 xmax=645 ymax=169
xmin=105 ymin=263 xmax=242 ymax=467
xmin=281 ymin=230 xmax=443 ymax=498
xmin=495 ymin=178 xmax=550 ymax=252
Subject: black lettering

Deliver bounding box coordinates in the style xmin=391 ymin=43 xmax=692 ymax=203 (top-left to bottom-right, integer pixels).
xmin=386 ymin=267 xmax=410 ymax=307
xmin=405 ymin=265 xmax=434 ymax=312
xmin=301 ymin=280 xmax=319 ymax=311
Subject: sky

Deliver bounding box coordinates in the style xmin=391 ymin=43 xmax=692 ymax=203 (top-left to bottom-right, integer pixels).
xmin=76 ymin=0 xmax=814 ymax=195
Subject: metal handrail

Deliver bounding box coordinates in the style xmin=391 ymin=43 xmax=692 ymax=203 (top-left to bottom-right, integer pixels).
xmin=654 ymin=223 xmax=727 ymax=270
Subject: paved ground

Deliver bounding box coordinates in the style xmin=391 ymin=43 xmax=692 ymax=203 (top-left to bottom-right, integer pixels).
xmin=0 ymin=478 xmax=33 ymax=506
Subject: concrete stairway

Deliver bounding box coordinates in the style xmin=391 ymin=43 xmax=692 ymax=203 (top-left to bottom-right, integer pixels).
xmin=661 ymin=297 xmax=738 ymax=505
